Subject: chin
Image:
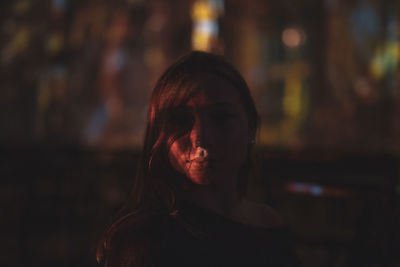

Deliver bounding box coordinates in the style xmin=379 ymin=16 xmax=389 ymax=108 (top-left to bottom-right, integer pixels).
xmin=189 ymin=175 xmax=211 ymax=185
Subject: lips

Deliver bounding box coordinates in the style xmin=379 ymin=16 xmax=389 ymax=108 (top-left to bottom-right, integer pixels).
xmin=186 ymin=157 xmax=222 ymax=171
xmin=193 ymin=157 xmax=207 ymax=164
xmin=187 ymin=158 xmax=209 ymax=164
xmin=185 ymin=150 xmax=222 ymax=170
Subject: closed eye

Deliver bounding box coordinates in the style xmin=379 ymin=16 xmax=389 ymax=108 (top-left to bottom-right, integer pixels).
xmin=211 ymin=113 xmax=237 ymax=122
xmin=168 ymin=108 xmax=194 ymax=126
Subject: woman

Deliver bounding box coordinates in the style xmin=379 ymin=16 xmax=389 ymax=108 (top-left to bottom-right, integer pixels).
xmin=97 ymin=51 xmax=302 ymax=266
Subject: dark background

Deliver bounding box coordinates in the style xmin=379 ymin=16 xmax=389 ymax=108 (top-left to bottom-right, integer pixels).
xmin=3 ymin=148 xmax=399 ymax=266
xmin=1 ymin=0 xmax=400 ymax=266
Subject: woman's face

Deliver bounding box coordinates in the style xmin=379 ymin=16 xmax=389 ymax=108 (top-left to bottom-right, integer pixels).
xmin=168 ymin=74 xmax=252 ymax=187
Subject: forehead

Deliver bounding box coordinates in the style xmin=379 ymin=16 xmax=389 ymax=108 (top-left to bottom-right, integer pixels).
xmin=187 ymin=74 xmax=242 ymax=108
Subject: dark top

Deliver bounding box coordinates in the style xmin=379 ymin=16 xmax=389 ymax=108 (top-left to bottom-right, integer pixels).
xmin=105 ymin=201 xmax=303 ymax=267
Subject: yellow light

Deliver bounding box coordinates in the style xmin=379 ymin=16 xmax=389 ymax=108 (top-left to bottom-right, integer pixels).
xmin=283 ymin=67 xmax=302 ymax=117
xmin=191 ymin=0 xmax=223 ymax=52
xmin=192 ymin=1 xmax=217 ymax=21
xmin=370 ymin=42 xmax=400 ymax=79
xmin=47 ymin=33 xmax=64 ymax=54
xmin=283 ymin=83 xmax=301 ymax=117
xmin=192 ymin=32 xmax=210 ymax=51
xmin=12 ymin=28 xmax=30 ymax=53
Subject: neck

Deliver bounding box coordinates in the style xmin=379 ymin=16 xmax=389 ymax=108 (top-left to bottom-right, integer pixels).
xmin=182 ymin=181 xmax=242 ymax=218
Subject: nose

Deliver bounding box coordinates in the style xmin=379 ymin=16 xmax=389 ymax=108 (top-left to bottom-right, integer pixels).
xmin=190 ymin=113 xmax=209 ymax=149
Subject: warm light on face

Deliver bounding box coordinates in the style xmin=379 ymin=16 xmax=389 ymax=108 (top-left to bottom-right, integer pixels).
xmin=167 ymin=75 xmax=251 ymax=187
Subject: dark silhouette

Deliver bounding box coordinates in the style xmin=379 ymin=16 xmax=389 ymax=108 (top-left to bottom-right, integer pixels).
xmin=97 ymin=51 xmax=302 ymax=266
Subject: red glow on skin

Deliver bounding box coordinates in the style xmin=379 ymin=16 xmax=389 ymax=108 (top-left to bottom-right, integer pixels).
xmin=168 ymin=74 xmax=251 ymax=188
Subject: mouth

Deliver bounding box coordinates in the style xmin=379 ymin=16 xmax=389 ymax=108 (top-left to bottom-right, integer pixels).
xmin=187 ymin=158 xmax=210 ymax=164
xmin=187 ymin=161 xmax=211 ymax=172
xmin=186 ymin=157 xmax=221 ymax=170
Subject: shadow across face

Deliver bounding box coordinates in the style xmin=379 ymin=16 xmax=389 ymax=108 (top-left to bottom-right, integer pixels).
xmin=167 ymin=74 xmax=252 ymax=187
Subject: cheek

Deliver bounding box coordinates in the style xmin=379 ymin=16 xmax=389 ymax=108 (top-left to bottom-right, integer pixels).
xmin=168 ymin=140 xmax=189 ymax=174
xmin=216 ymin=124 xmax=249 ymax=164
xmin=224 ymin=133 xmax=248 ymax=164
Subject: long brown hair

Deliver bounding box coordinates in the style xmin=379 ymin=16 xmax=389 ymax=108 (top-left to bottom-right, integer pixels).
xmin=97 ymin=51 xmax=260 ymax=264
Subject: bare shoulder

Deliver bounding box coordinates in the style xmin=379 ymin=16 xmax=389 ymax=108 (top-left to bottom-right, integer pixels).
xmin=239 ymin=199 xmax=285 ymax=229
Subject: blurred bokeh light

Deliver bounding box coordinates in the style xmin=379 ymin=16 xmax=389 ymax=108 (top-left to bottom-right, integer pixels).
xmin=0 ymin=0 xmax=399 ymax=152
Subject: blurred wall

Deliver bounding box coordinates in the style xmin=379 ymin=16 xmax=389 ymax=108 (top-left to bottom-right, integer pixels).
xmin=1 ymin=0 xmax=399 ymax=151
